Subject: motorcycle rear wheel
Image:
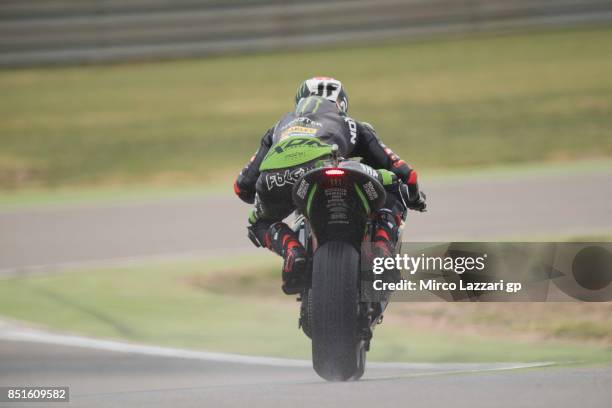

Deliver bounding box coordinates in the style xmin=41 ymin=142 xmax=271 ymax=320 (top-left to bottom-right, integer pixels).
xmin=311 ymin=240 xmax=365 ymax=381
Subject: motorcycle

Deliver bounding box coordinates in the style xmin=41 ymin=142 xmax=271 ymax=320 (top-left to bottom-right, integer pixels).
xmin=290 ymin=145 xmax=399 ymax=381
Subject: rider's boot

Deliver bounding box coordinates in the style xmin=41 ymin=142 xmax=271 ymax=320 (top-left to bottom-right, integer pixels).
xmin=265 ymin=222 xmax=307 ymax=294
xmin=372 ymin=209 xmax=402 ymax=283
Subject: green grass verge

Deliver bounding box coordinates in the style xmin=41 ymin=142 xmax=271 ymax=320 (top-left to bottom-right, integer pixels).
xmin=0 ymin=256 xmax=610 ymax=363
xmin=1 ymin=27 xmax=612 ymax=189
xmin=0 ymin=182 xmax=226 ymax=210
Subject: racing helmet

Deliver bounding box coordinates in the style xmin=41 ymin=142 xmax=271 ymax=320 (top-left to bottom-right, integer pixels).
xmin=295 ymin=77 xmax=349 ymax=113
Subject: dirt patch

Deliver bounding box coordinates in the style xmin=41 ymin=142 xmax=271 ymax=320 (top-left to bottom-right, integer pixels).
xmin=386 ymin=302 xmax=612 ymax=344
xmin=181 ymin=266 xmax=282 ymax=298
xmin=0 ymin=159 xmax=46 ymax=189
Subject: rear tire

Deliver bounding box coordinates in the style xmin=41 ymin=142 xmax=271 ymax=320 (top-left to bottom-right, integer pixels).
xmin=311 ymin=241 xmax=364 ymax=381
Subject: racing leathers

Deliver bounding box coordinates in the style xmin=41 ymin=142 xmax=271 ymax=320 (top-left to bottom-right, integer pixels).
xmin=233 ymin=97 xmax=425 ymax=293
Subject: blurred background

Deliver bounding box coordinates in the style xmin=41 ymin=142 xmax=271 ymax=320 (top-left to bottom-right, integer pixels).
xmin=1 ymin=0 xmax=611 ymax=365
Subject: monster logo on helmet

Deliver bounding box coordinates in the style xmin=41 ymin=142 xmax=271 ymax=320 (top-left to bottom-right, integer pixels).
xmin=295 ymin=77 xmax=349 ymax=113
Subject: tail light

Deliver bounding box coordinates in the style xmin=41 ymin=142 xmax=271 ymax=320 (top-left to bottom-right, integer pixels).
xmin=324 ymin=168 xmax=345 ymax=176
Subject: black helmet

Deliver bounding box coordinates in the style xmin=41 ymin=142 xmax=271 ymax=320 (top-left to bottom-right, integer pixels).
xmin=295 ymin=77 xmax=349 ymax=113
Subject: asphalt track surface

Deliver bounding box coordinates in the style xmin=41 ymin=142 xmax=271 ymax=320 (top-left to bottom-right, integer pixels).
xmin=0 ymin=323 xmax=610 ymax=408
xmin=1 ymin=168 xmax=612 ymax=407
xmin=0 ymin=331 xmax=610 ymax=408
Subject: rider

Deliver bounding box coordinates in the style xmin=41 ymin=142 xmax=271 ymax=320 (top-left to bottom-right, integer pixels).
xmin=234 ymin=77 xmax=426 ymax=294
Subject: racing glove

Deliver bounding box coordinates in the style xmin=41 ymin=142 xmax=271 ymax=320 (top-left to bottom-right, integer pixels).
xmin=400 ymin=183 xmax=427 ymax=212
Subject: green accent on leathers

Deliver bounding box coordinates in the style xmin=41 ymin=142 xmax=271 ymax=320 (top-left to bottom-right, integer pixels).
xmin=259 ymin=137 xmax=332 ymax=171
